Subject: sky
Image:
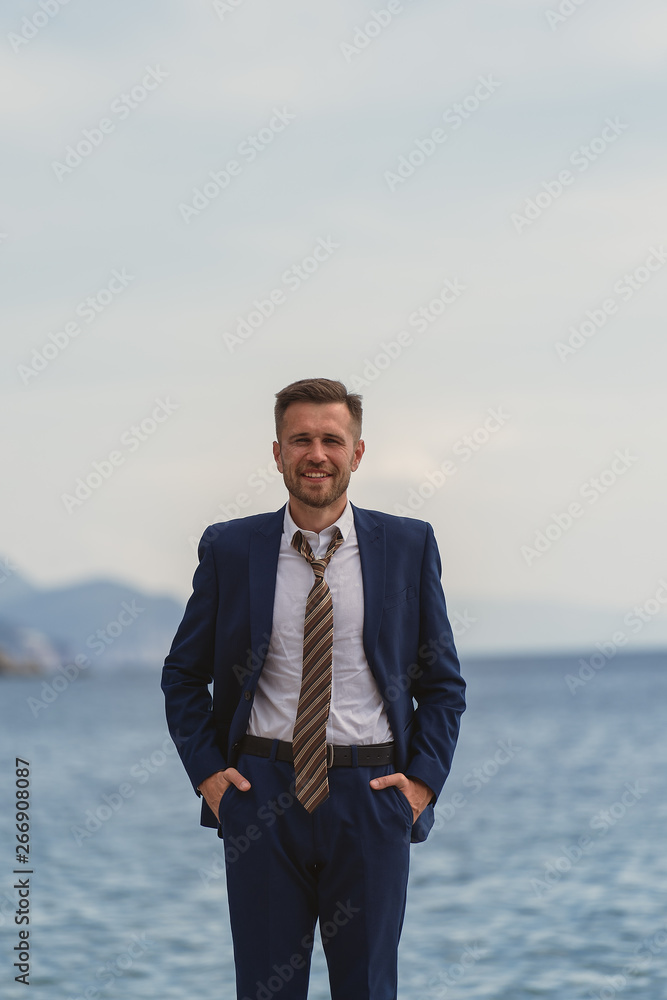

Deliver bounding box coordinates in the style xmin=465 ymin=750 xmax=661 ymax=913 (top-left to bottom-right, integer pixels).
xmin=2 ymin=0 xmax=666 ymax=653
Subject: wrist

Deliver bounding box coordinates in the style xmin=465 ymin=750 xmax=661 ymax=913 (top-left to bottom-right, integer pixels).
xmin=197 ymin=769 xmax=225 ymax=794
xmin=407 ymin=775 xmax=434 ymax=804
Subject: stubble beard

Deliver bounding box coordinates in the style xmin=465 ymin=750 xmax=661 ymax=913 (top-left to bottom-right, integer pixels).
xmin=282 ymin=465 xmax=352 ymax=509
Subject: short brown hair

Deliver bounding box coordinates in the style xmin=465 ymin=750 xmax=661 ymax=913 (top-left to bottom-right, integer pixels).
xmin=274 ymin=378 xmax=363 ymax=442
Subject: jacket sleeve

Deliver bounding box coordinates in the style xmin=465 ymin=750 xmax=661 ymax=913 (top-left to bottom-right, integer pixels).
xmin=404 ymin=522 xmax=466 ymax=800
xmin=161 ymin=535 xmax=228 ymax=794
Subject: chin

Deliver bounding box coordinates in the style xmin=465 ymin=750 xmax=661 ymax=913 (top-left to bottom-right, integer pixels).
xmin=290 ymin=477 xmax=349 ymax=509
xmin=301 ymin=495 xmax=338 ymax=509
xmin=294 ymin=484 xmax=337 ymax=507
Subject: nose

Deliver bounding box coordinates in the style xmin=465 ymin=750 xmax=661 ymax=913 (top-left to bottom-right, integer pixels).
xmin=306 ymin=438 xmax=327 ymax=464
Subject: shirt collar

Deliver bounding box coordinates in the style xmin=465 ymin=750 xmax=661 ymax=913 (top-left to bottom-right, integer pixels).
xmin=283 ymin=499 xmax=353 ymax=545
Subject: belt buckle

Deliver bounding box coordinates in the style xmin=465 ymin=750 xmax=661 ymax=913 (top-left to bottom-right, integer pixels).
xmin=326 ymin=743 xmax=335 ymax=769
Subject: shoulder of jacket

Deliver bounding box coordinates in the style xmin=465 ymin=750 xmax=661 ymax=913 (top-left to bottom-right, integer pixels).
xmin=352 ymin=504 xmax=431 ymax=538
xmin=199 ymin=507 xmax=285 ymax=548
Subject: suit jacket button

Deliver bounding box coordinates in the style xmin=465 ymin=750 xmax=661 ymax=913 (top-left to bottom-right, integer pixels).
xmin=244 ymin=691 xmax=252 ymax=701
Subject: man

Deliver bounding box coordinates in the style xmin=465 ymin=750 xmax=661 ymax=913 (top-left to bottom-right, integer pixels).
xmin=162 ymin=378 xmax=465 ymax=1000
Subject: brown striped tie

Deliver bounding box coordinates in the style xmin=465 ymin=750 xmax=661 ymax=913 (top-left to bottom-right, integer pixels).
xmin=291 ymin=527 xmax=344 ymax=812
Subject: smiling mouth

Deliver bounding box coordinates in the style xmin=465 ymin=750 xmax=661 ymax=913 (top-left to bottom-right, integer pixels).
xmin=301 ymin=471 xmax=331 ymax=480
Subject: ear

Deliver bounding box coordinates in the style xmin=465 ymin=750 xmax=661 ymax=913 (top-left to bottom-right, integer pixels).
xmin=351 ymin=438 xmax=365 ymax=472
xmin=272 ymin=441 xmax=283 ymax=472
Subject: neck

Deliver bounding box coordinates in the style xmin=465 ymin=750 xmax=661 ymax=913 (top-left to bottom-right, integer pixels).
xmin=288 ymin=494 xmax=348 ymax=534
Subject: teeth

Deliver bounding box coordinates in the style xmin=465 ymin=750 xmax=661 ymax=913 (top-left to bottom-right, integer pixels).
xmin=303 ymin=473 xmax=328 ymax=478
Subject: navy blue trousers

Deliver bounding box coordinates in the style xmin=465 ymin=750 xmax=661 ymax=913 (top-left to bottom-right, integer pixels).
xmin=219 ymin=746 xmax=413 ymax=1000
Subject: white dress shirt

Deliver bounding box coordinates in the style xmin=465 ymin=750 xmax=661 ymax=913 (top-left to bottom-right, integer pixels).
xmin=247 ymin=501 xmax=393 ymax=745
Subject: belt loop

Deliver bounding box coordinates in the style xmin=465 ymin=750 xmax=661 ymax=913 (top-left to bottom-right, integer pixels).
xmin=350 ymin=745 xmax=358 ymax=768
xmin=269 ymin=739 xmax=279 ymax=762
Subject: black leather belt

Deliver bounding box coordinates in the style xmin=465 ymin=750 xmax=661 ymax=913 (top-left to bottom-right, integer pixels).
xmin=236 ymin=735 xmax=394 ymax=767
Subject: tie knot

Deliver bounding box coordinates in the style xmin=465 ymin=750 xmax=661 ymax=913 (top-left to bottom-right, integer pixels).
xmin=292 ymin=528 xmax=343 ymax=578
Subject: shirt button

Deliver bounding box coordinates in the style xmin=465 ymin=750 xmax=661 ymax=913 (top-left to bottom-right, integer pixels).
xmin=244 ymin=691 xmax=252 ymax=701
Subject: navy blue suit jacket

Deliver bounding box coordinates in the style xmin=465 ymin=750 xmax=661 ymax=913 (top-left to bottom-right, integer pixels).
xmin=161 ymin=503 xmax=465 ymax=843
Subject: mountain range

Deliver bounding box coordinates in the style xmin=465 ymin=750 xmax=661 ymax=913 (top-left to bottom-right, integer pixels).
xmin=1 ymin=558 xmax=665 ymax=675
xmin=0 ymin=561 xmax=184 ymax=674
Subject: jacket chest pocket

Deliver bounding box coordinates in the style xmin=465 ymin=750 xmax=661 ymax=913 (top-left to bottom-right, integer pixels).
xmin=382 ymin=585 xmax=416 ymax=610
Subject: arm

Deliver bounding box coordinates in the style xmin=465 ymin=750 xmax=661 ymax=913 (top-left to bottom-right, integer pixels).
xmin=405 ymin=522 xmax=466 ymax=798
xmin=372 ymin=522 xmax=466 ymax=816
xmin=161 ymin=535 xmax=230 ymax=797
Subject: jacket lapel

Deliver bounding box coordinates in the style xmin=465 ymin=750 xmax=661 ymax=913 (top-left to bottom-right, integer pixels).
xmin=248 ymin=505 xmax=285 ymax=682
xmin=352 ymin=504 xmax=386 ymax=669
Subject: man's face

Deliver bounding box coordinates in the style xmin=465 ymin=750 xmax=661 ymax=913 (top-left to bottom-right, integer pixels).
xmin=273 ymin=402 xmax=365 ymax=510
